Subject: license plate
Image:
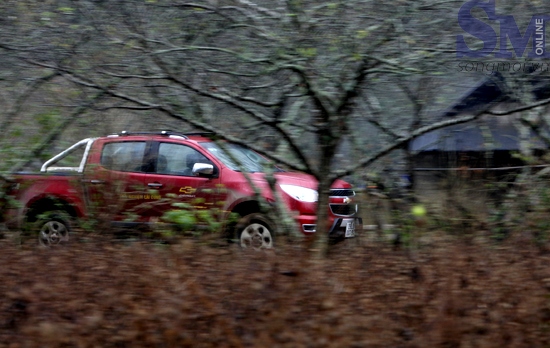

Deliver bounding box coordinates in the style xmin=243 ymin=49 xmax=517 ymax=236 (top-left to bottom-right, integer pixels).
xmin=345 ymin=221 xmax=355 ymax=238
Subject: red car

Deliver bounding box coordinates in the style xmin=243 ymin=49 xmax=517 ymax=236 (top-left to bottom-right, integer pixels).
xmin=4 ymin=131 xmax=360 ymax=247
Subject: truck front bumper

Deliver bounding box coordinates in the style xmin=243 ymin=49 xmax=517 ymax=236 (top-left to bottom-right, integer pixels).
xmin=299 ymin=215 xmax=363 ymax=238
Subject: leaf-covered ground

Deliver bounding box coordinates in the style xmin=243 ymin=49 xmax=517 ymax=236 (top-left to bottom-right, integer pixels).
xmin=1 ymin=231 xmax=549 ymax=347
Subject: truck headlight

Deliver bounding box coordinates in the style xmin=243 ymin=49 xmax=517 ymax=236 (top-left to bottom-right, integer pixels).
xmin=280 ymin=184 xmax=318 ymax=203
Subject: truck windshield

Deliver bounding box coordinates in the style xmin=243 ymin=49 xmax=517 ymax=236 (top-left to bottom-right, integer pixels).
xmin=199 ymin=142 xmax=269 ymax=173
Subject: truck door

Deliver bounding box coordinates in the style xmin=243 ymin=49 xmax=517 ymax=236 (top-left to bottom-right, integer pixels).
xmin=144 ymin=141 xmax=222 ymax=222
xmin=83 ymin=138 xmax=150 ymax=223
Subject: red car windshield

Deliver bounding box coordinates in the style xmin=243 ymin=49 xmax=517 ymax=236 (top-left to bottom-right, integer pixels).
xmin=199 ymin=142 xmax=268 ymax=173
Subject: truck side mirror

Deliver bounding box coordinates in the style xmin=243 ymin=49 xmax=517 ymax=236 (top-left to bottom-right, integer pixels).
xmin=192 ymin=163 xmax=214 ymax=177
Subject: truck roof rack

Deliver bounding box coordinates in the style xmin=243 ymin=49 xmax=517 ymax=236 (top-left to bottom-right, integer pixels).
xmin=115 ymin=130 xmax=218 ymax=138
xmin=117 ymin=130 xmax=189 ymax=138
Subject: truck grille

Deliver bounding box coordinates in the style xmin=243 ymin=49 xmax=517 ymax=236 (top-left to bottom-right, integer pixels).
xmin=330 ymin=189 xmax=355 ymax=197
xmin=330 ymin=204 xmax=357 ymax=217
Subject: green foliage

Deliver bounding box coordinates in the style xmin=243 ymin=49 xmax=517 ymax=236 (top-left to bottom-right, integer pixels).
xmin=57 ymin=7 xmax=74 ymax=15
xmin=161 ymin=198 xmax=238 ymax=238
xmin=524 ymin=185 xmax=550 ymax=246
xmin=296 ymin=47 xmax=317 ymax=58
xmin=356 ymin=30 xmax=369 ymax=39
xmin=0 ymin=183 xmax=21 ymax=222
xmin=162 ymin=203 xmax=197 ymax=231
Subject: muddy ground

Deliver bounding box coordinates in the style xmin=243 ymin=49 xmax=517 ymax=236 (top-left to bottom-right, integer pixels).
xmin=0 ymin=230 xmax=549 ymax=347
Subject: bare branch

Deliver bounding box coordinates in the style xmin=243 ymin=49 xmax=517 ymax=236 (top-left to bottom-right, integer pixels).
xmin=359 ymin=95 xmax=401 ymax=139
xmin=485 ymin=97 xmax=550 ymax=116
xmin=331 ymin=111 xmax=488 ymax=181
xmin=151 ymin=45 xmax=272 ymax=64
xmin=10 ymin=90 xmax=109 ymax=172
xmin=0 ymin=71 xmax=60 ymax=133
xmin=233 ymin=0 xmax=282 ymax=18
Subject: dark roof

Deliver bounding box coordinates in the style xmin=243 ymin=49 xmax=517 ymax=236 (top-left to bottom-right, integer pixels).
xmin=410 ymin=116 xmax=546 ymax=151
xmin=441 ymin=78 xmax=503 ymax=117
xmin=410 ymin=75 xmax=548 ymax=152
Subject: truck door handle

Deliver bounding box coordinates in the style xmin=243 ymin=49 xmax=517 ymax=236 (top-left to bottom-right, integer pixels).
xmin=87 ymin=179 xmax=105 ymax=184
xmin=148 ymin=182 xmax=163 ymax=188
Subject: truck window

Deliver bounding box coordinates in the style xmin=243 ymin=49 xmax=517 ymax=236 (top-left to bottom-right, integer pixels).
xmin=199 ymin=142 xmax=268 ymax=173
xmin=101 ymin=142 xmax=146 ymax=172
xmin=157 ymin=143 xmax=211 ymax=176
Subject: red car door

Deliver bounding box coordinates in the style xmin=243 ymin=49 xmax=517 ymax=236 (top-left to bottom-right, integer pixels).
xmin=143 ymin=141 xmax=222 ymax=222
xmin=83 ymin=138 xmax=150 ymax=223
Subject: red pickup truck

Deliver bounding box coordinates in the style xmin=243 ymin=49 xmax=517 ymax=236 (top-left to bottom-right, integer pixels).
xmin=3 ymin=131 xmax=360 ymax=247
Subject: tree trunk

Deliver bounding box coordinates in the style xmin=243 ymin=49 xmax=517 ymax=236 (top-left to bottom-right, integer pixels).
xmin=312 ymin=176 xmax=332 ymax=258
xmin=310 ymin=127 xmax=338 ymax=258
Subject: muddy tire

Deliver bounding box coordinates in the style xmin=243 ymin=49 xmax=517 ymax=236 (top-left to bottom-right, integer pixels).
xmin=235 ymin=213 xmax=274 ymax=249
xmin=35 ymin=211 xmax=70 ymax=247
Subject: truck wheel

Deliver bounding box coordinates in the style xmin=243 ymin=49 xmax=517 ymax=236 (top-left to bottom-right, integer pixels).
xmin=36 ymin=211 xmax=70 ymax=247
xmin=236 ymin=213 xmax=274 ymax=249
